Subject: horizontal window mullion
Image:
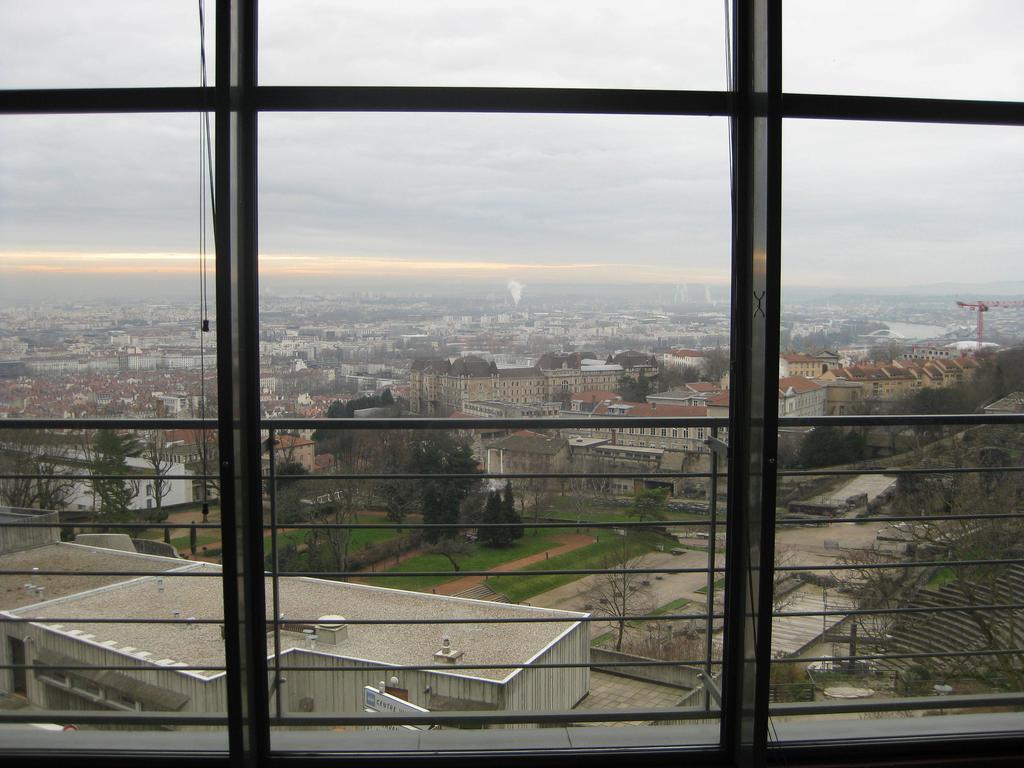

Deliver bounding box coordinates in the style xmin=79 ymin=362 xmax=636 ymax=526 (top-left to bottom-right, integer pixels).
xmin=1 ymin=616 xmax=224 ymax=624
xmin=783 ymin=92 xmax=1024 ymax=126
xmin=5 ymin=612 xmax=721 ymax=626
xmin=770 ymin=692 xmax=1024 ymax=717
xmin=0 ymin=522 xmax=222 ymax=531
xmin=775 ymin=558 xmax=1024 ymax=571
xmin=778 ymin=413 xmax=1024 ymax=428
xmin=269 ymin=707 xmax=716 ymax=727
xmin=0 ymin=658 xmax=716 ymax=673
xmin=269 ymin=612 xmax=718 ymax=625
xmin=0 ymin=474 xmax=216 ymax=482
xmin=279 ymin=659 xmax=722 ymax=673
xmin=0 ymin=663 xmax=224 ymax=672
xmin=0 ymin=711 xmax=227 ymax=726
xmin=0 ymin=570 xmax=220 ymax=578
xmin=778 ymin=466 xmax=1024 ymax=479
xmin=277 ymin=566 xmax=726 ymax=579
xmin=255 ymin=86 xmax=731 ymax=116
xmin=774 ymin=603 xmax=1024 ymax=619
xmin=0 ymin=87 xmax=213 ymax=115
xmin=270 ymin=519 xmax=720 ymax=529
xmin=771 ymin=648 xmax=1024 ymax=664
xmin=775 ymin=512 xmax=1024 ymax=525
xmin=0 ymin=418 xmax=211 ymax=430
xmin=272 ymin=471 xmax=714 ymax=480
xmin=6 ymin=414 xmax=1013 ymax=431
xmin=265 ymin=416 xmax=727 ymax=430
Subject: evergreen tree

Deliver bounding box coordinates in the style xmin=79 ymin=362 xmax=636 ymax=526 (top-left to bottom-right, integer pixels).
xmin=480 ymin=484 xmax=524 ymax=548
xmin=616 ymin=372 xmax=651 ymax=403
xmin=414 ymin=433 xmax=480 ymax=542
xmin=88 ymin=430 xmax=140 ymax=532
xmin=477 ymin=490 xmax=505 ymax=547
xmin=796 ymin=427 xmax=868 ymax=469
xmin=628 ymin=487 xmax=669 ymax=523
xmin=503 ymin=481 xmax=524 ymax=542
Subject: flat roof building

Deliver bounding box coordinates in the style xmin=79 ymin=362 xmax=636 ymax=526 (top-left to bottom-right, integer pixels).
xmin=1 ymin=545 xmax=589 ymax=723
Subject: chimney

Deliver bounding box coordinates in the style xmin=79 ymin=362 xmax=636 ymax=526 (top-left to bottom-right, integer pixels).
xmin=433 ymin=635 xmax=464 ymax=664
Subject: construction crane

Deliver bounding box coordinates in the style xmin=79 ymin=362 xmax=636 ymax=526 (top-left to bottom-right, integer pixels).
xmin=956 ymin=300 xmax=1024 ymax=346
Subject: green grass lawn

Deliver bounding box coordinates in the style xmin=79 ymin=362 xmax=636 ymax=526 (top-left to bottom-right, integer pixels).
xmin=489 ymin=531 xmax=667 ymax=603
xmin=281 ymin=526 xmax=401 ymax=551
xmin=170 ymin=532 xmax=221 ymax=552
xmin=652 ymin=597 xmax=691 ymax=616
xmin=166 ymin=522 xmax=402 ymax=557
xmin=695 ymin=577 xmax=726 ymax=595
xmin=376 ymin=534 xmax=562 ymax=592
xmin=927 ymin=566 xmax=957 ymax=589
xmin=591 ymin=596 xmax=693 ymax=647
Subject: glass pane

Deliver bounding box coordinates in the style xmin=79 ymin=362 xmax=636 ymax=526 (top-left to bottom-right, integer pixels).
xmin=262 ymin=427 xmax=725 ymax=746
xmin=0 ymin=114 xmax=224 ymax=745
xmin=784 ymin=0 xmax=1024 ymax=101
xmin=259 ymin=113 xmax=730 ymax=749
xmin=0 ymin=1 xmax=215 ymax=88
xmin=773 ymin=119 xmax=1024 ymax=739
xmin=260 ymin=0 xmax=729 ymax=89
xmin=0 ymin=114 xmax=215 ymax=310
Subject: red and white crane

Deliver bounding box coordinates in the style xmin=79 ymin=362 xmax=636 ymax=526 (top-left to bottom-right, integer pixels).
xmin=956 ymin=300 xmax=1024 ymax=346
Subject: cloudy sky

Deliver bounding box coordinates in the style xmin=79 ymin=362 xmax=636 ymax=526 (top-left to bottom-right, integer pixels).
xmin=0 ymin=1 xmax=1021 ymax=301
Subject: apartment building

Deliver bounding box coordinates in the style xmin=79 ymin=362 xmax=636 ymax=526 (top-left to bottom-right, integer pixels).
xmin=409 ymin=352 xmax=652 ymax=416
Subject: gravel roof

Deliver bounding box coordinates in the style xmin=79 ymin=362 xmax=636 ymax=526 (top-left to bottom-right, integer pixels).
xmin=14 ymin=572 xmax=585 ymax=682
xmin=0 ymin=543 xmax=192 ymax=610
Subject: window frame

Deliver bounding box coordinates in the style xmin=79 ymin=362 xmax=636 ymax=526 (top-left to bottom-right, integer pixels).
xmin=0 ymin=0 xmax=1022 ymax=765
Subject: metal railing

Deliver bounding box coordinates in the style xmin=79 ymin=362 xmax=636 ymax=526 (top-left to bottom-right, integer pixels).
xmin=1 ymin=411 xmax=1023 ymax=734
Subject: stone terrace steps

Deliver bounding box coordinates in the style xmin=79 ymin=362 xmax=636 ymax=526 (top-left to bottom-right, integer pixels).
xmin=875 ymin=564 xmax=1024 ymax=675
xmin=452 ymin=583 xmax=512 ymax=603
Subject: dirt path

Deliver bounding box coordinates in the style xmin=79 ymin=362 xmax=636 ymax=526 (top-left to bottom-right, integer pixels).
xmin=432 ymin=533 xmax=595 ymax=596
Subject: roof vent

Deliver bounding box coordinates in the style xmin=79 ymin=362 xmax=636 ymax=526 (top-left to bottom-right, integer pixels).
xmin=315 ymin=615 xmax=347 ymax=645
xmin=433 ymin=635 xmax=463 ymax=664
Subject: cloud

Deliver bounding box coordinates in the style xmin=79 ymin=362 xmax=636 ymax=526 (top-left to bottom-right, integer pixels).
xmin=0 ymin=2 xmax=1021 ymax=298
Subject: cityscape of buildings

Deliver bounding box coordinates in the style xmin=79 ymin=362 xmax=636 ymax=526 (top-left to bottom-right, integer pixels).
xmin=2 ymin=289 xmax=1018 ymax=423
xmin=1 ymin=285 xmax=1022 ymax=732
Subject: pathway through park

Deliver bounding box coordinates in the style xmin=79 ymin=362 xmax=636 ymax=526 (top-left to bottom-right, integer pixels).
xmin=431 ymin=533 xmax=595 ymax=596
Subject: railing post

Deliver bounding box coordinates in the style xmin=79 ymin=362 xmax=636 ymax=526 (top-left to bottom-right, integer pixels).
xmin=267 ymin=427 xmax=284 ymax=721
xmin=705 ymin=425 xmax=721 ymax=712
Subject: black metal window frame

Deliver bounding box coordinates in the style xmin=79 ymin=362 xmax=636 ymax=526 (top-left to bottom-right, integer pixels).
xmin=1 ymin=1 xmax=1023 ymax=766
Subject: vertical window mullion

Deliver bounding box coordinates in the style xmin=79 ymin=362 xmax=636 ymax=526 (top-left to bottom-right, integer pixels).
xmin=215 ymin=0 xmax=269 ymax=763
xmin=721 ymin=0 xmax=783 ymax=763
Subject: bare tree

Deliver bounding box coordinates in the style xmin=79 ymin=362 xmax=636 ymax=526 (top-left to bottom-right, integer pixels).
xmin=426 ymin=537 xmax=472 ymax=572
xmin=507 ymin=450 xmax=556 ymax=528
xmin=0 ymin=430 xmax=76 ymax=511
xmin=183 ymin=430 xmax=219 ymax=513
xmin=0 ymin=435 xmax=37 ymax=508
xmin=772 ymin=546 xmax=804 ymax=613
xmin=141 ymin=432 xmax=174 ymax=517
xmin=582 ymin=536 xmax=656 ymax=651
xmin=562 ymin=452 xmax=612 ymax=527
